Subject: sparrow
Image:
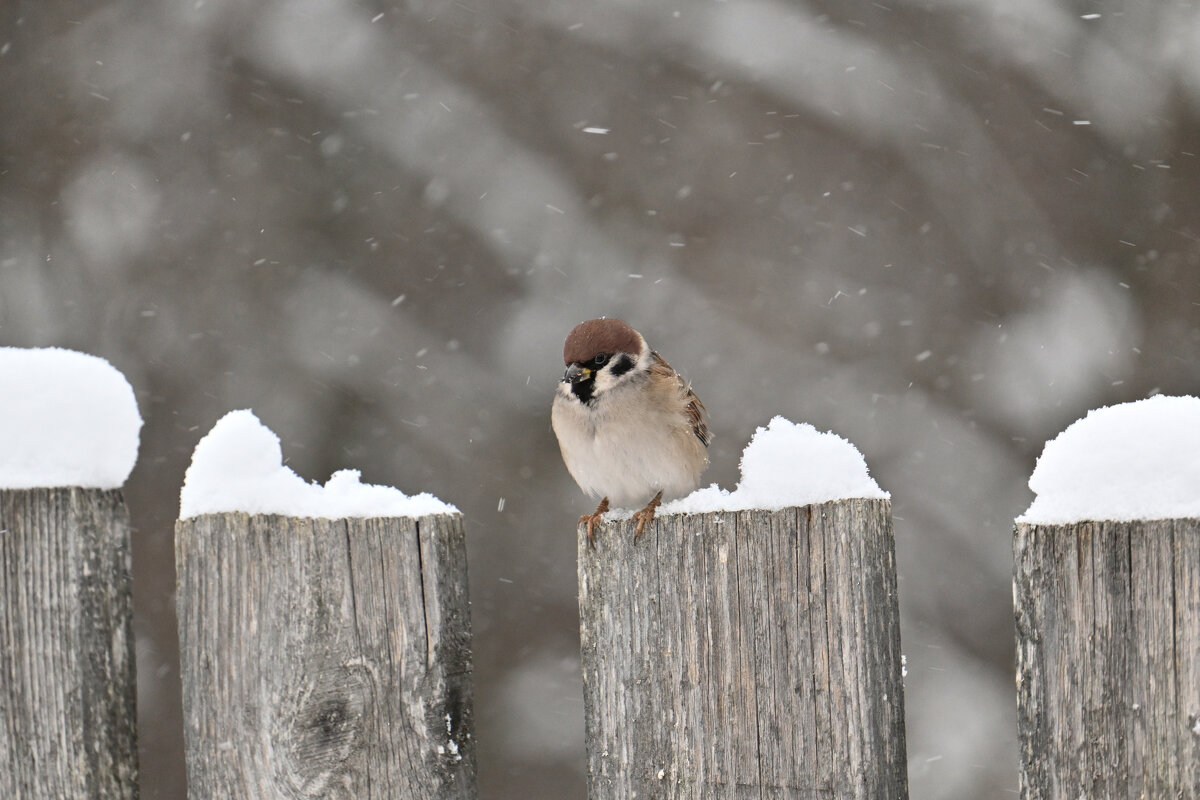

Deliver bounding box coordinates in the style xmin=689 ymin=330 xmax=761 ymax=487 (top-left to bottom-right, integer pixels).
xmin=551 ymin=318 xmax=711 ymax=546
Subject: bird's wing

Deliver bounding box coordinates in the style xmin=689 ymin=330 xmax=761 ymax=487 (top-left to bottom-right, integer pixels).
xmin=650 ymin=351 xmax=712 ymax=447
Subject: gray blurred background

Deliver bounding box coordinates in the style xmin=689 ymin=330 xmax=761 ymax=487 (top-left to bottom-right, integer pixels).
xmin=3 ymin=0 xmax=1199 ymax=797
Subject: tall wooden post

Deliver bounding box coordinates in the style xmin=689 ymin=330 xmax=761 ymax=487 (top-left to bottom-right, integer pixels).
xmin=577 ymin=498 xmax=909 ymax=799
xmin=0 ymin=488 xmax=139 ymax=799
xmin=1014 ymin=518 xmax=1200 ymax=799
xmin=175 ymin=512 xmax=477 ymax=799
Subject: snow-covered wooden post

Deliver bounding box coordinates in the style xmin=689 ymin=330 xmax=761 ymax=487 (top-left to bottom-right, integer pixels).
xmin=578 ymin=417 xmax=909 ymax=799
xmin=1014 ymin=396 xmax=1200 ymax=799
xmin=0 ymin=348 xmax=142 ymax=798
xmin=174 ymin=410 xmax=476 ymax=799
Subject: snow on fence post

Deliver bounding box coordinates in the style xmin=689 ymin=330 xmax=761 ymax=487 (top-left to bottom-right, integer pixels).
xmin=1013 ymin=396 xmax=1200 ymax=799
xmin=174 ymin=411 xmax=477 ymax=799
xmin=0 ymin=349 xmax=142 ymax=798
xmin=577 ymin=419 xmax=909 ymax=799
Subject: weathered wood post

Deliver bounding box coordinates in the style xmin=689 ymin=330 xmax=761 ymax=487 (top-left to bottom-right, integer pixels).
xmin=1013 ymin=395 xmax=1200 ymax=798
xmin=175 ymin=512 xmax=477 ymax=799
xmin=0 ymin=487 xmax=139 ymax=798
xmin=578 ymin=498 xmax=908 ymax=799
xmin=0 ymin=348 xmax=141 ymax=798
xmin=1013 ymin=518 xmax=1200 ymax=798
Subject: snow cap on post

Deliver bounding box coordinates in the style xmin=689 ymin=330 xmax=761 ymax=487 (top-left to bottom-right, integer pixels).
xmin=1019 ymin=395 xmax=1200 ymax=524
xmin=179 ymin=409 xmax=458 ymax=519
xmin=663 ymin=415 xmax=889 ymax=514
xmin=0 ymin=347 xmax=142 ymax=489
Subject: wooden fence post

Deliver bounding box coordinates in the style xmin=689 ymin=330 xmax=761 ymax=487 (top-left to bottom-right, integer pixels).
xmin=0 ymin=488 xmax=139 ymax=799
xmin=577 ymin=498 xmax=909 ymax=799
xmin=175 ymin=512 xmax=477 ymax=799
xmin=1013 ymin=518 xmax=1200 ymax=799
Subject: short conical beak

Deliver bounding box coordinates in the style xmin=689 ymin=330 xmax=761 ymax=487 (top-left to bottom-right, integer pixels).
xmin=564 ymin=363 xmax=591 ymax=383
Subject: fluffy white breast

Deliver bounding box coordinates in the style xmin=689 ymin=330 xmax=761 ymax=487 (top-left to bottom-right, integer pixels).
xmin=551 ymin=371 xmax=707 ymax=509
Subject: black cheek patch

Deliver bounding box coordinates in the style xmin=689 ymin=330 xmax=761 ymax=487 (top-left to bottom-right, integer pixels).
xmin=607 ymin=353 xmax=636 ymax=378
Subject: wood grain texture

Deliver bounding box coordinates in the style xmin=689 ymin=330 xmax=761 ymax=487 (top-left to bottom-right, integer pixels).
xmin=1014 ymin=519 xmax=1200 ymax=799
xmin=0 ymin=488 xmax=139 ymax=799
xmin=578 ymin=499 xmax=908 ymax=799
xmin=175 ymin=513 xmax=476 ymax=800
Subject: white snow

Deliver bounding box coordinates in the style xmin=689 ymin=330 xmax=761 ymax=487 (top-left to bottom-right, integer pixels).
xmin=179 ymin=409 xmax=458 ymax=519
xmin=663 ymin=416 xmax=888 ymax=514
xmin=0 ymin=347 xmax=142 ymax=489
xmin=1019 ymin=395 xmax=1200 ymax=524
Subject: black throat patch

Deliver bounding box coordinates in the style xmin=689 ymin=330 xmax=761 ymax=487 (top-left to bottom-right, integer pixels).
xmin=570 ymin=375 xmax=596 ymax=405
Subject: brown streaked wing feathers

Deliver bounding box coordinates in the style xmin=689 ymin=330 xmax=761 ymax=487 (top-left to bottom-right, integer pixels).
xmin=650 ymin=351 xmax=712 ymax=447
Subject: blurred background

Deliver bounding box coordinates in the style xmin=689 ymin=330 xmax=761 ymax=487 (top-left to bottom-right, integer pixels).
xmin=3 ymin=0 xmax=1199 ymax=797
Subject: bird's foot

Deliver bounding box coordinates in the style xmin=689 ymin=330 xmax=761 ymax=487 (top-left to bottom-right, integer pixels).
xmin=631 ymin=491 xmax=664 ymax=541
xmin=580 ymin=497 xmax=610 ymax=549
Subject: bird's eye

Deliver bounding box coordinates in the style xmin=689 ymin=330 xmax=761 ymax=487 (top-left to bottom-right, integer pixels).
xmin=593 ymin=353 xmax=609 ymax=367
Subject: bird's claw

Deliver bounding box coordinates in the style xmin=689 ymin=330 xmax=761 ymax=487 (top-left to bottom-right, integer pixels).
xmin=581 ymin=497 xmax=610 ymax=549
xmin=631 ymin=491 xmax=664 ymax=541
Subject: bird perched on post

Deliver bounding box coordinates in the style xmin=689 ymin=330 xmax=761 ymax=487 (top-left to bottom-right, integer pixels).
xmin=551 ymin=318 xmax=712 ymax=545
